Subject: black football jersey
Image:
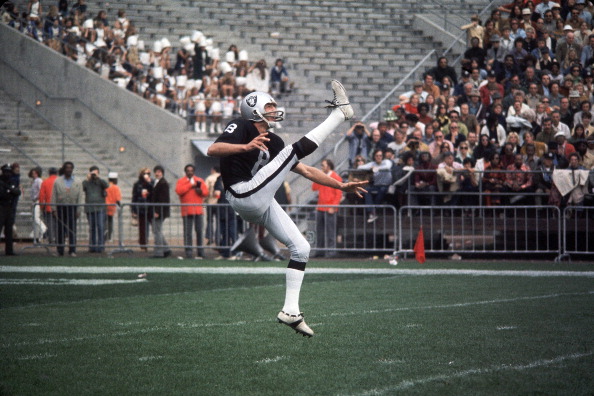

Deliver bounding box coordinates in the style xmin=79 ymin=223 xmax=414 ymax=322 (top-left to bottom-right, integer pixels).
xmin=214 ymin=118 xmax=288 ymax=189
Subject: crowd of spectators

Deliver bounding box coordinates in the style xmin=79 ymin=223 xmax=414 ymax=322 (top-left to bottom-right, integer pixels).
xmin=0 ymin=0 xmax=292 ymax=134
xmin=345 ymin=0 xmax=594 ymax=220
xmin=4 ymin=1 xmax=594 ymax=223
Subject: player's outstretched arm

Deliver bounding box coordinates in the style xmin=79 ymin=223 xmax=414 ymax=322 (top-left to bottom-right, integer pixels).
xmin=207 ymin=134 xmax=270 ymax=157
xmin=293 ymin=163 xmax=368 ymax=198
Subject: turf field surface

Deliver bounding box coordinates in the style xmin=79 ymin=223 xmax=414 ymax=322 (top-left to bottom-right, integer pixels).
xmin=1 ymin=257 xmax=593 ymax=395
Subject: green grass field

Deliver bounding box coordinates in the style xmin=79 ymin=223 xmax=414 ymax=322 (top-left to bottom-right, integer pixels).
xmin=1 ymin=256 xmax=593 ymax=395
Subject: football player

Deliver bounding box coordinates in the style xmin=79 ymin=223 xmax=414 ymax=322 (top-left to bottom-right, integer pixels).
xmin=207 ymin=80 xmax=367 ymax=337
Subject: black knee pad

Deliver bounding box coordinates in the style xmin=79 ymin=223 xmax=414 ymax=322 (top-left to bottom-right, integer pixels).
xmin=288 ymin=259 xmax=307 ymax=271
xmin=292 ymin=137 xmax=318 ymax=159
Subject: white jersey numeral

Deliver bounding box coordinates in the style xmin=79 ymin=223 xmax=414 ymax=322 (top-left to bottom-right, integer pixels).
xmin=251 ymin=150 xmax=269 ymax=175
xmin=224 ymin=123 xmax=238 ymax=134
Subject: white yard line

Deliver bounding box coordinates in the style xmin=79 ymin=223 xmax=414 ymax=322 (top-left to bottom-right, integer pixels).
xmin=0 ymin=278 xmax=148 ymax=286
xmin=2 ymin=266 xmax=594 ymax=277
xmin=353 ymin=352 xmax=594 ymax=395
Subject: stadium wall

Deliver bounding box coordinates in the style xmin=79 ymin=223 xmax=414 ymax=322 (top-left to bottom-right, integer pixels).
xmin=0 ymin=23 xmax=190 ymax=178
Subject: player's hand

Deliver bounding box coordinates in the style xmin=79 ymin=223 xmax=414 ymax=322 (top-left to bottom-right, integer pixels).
xmin=247 ymin=133 xmax=270 ymax=152
xmin=341 ymin=180 xmax=369 ymax=198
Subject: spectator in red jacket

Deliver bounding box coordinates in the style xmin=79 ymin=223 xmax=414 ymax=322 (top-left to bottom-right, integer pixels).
xmin=39 ymin=167 xmax=58 ymax=243
xmin=175 ymin=164 xmax=209 ymax=259
xmin=311 ymin=159 xmax=342 ymax=258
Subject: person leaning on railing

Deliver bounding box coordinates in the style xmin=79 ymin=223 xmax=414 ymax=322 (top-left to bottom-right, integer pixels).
xmin=357 ymin=149 xmax=393 ymax=223
xmin=482 ymin=151 xmax=506 ymax=206
xmin=504 ymin=153 xmax=535 ymax=205
xmin=410 ymin=151 xmax=437 ymax=207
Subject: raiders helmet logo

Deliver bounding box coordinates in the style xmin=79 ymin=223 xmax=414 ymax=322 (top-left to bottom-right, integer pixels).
xmin=246 ymin=95 xmax=257 ymax=107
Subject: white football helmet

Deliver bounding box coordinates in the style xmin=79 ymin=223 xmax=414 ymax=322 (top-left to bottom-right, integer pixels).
xmin=240 ymin=91 xmax=284 ymax=128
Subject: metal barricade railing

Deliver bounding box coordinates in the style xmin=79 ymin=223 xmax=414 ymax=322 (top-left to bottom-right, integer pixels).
xmin=25 ymin=201 xmax=593 ymax=259
xmin=398 ymin=205 xmax=562 ymax=258
xmin=560 ymin=206 xmax=594 ymax=261
xmin=285 ymin=204 xmax=398 ymax=255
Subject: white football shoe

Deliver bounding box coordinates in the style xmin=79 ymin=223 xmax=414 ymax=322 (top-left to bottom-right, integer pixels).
xmin=277 ymin=311 xmax=314 ymax=337
xmin=325 ymin=79 xmax=354 ymax=120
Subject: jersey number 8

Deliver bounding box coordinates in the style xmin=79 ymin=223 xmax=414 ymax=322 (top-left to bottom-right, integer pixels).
xmin=224 ymin=123 xmax=238 ymax=134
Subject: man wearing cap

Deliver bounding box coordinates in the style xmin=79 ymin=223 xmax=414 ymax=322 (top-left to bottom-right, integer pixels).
xmin=467 ymin=88 xmax=486 ymax=123
xmin=499 ymin=26 xmax=514 ymax=58
xmin=555 ymin=131 xmax=577 ymax=156
xmin=480 ymin=69 xmax=504 ymax=106
xmin=0 ymin=164 xmax=20 ymax=256
xmin=405 ymin=81 xmax=428 ymax=103
xmin=486 ymin=34 xmax=506 ymax=65
xmin=105 ymin=171 xmax=121 ymax=242
xmin=520 ymin=8 xmax=534 ymax=31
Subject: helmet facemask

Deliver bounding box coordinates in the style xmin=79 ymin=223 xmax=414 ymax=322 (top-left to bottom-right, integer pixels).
xmin=254 ymin=107 xmax=284 ymax=130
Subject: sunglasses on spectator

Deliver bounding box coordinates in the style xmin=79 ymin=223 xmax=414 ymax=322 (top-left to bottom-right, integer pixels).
xmin=460 ymin=146 xmax=468 ymax=149
xmin=435 ymin=135 xmax=444 ymax=138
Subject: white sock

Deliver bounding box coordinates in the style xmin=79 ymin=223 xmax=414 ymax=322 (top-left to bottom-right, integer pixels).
xmin=282 ymin=268 xmax=305 ymax=315
xmin=303 ymin=108 xmax=344 ymax=146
